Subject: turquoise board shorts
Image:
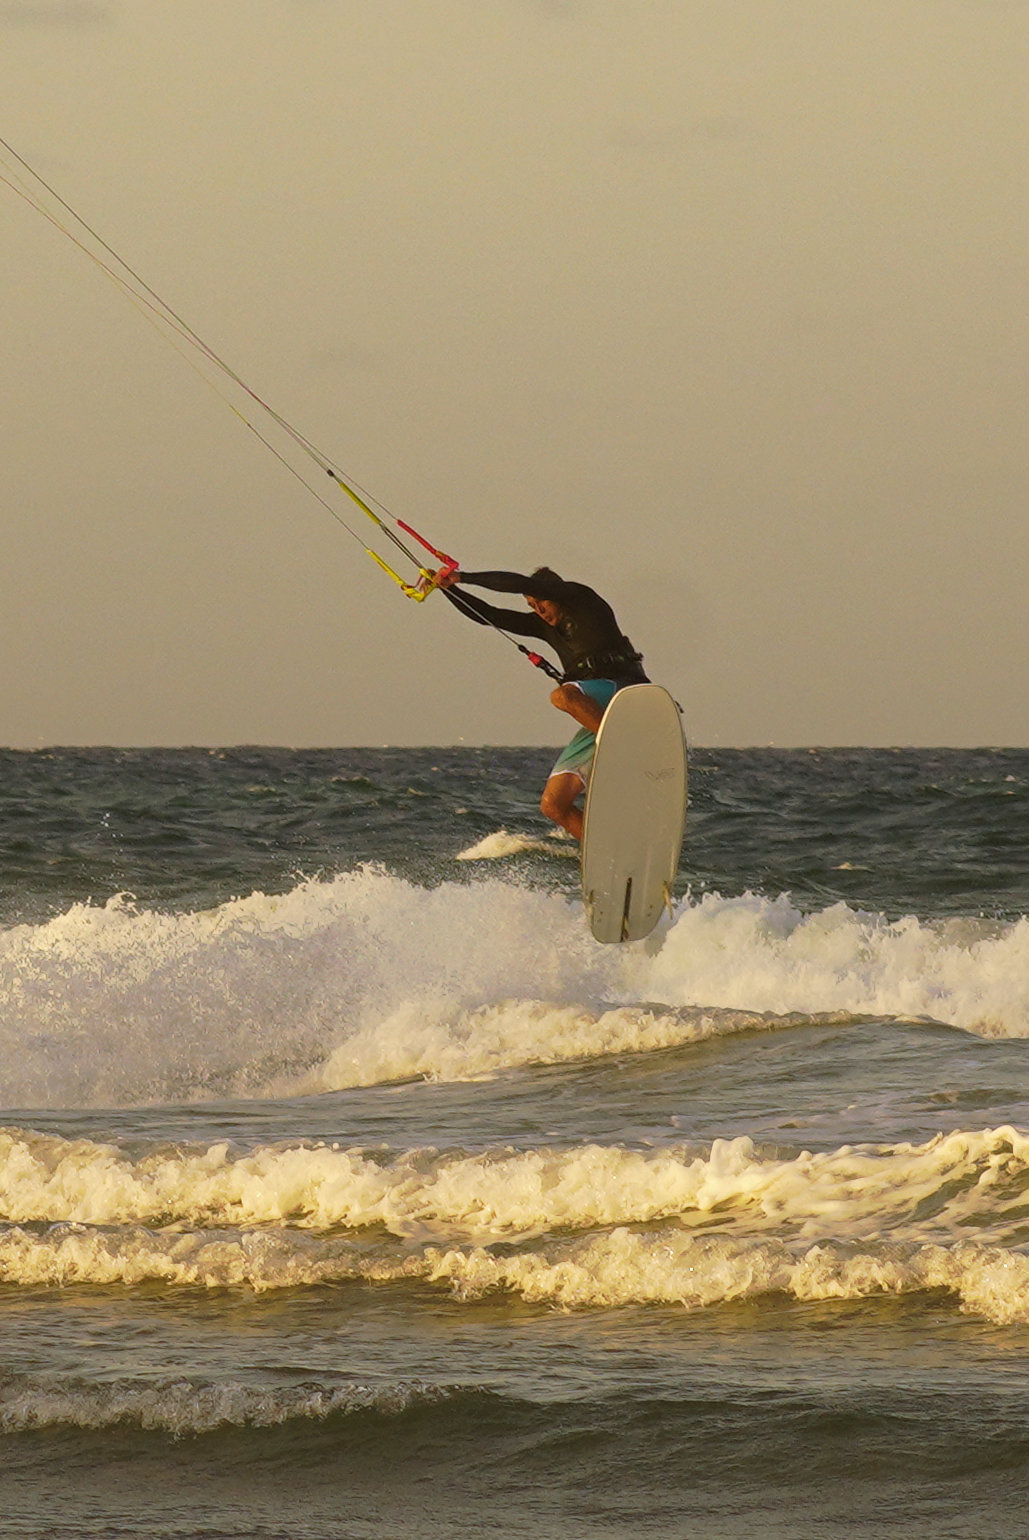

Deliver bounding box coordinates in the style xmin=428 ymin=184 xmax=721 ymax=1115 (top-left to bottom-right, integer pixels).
xmin=548 ymin=679 xmax=622 ymax=786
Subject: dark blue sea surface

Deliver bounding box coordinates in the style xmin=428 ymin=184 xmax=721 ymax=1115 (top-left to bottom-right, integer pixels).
xmin=3 ymin=744 xmax=1027 ymax=920
xmin=1 ymin=745 xmax=1029 ymax=1538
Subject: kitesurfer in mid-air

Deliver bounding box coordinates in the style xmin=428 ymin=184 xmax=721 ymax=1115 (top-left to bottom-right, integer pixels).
xmin=432 ymin=565 xmax=648 ymax=839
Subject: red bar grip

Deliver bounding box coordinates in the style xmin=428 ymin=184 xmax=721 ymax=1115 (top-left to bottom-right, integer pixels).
xmin=396 ymin=518 xmax=457 ymax=571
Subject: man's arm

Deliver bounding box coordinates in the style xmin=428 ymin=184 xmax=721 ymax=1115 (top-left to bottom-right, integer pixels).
xmin=459 ymin=569 xmax=570 ymax=602
xmin=440 ymin=580 xmax=548 ymax=638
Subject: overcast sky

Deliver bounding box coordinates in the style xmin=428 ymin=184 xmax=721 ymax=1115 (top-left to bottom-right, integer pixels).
xmin=3 ymin=0 xmax=1027 ymax=747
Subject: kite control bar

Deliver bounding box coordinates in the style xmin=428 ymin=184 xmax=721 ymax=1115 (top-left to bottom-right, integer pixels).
xmin=325 ymin=471 xmax=457 ymax=602
xmin=337 ymin=478 xmax=562 ymax=680
xmin=396 ymin=518 xmax=459 ymax=601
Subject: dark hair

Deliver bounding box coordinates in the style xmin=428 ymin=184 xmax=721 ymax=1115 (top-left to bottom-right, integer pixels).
xmin=530 ymin=566 xmax=562 ymax=584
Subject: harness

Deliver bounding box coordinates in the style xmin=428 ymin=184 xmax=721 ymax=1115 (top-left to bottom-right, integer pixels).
xmin=562 ymin=646 xmax=645 ymax=684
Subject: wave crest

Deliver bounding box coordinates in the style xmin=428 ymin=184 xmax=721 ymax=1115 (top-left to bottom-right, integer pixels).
xmin=0 ymin=1372 xmax=457 ymax=1434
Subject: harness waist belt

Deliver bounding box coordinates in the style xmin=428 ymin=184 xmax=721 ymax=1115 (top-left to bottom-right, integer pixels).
xmin=563 ymin=648 xmax=645 ymax=682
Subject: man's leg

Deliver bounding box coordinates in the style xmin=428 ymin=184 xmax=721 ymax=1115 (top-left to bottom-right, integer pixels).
xmin=540 ymin=772 xmax=586 ymax=840
xmin=550 ymin=683 xmax=605 ymax=733
xmin=543 ymin=686 xmax=618 ymax=839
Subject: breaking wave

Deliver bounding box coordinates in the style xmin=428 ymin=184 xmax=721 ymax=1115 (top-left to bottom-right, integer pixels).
xmin=2 ymin=1124 xmax=1028 ymax=1241
xmin=0 ymin=1372 xmax=461 ymax=1435
xmin=0 ymin=868 xmax=1027 ymax=1107
xmin=3 ymin=1123 xmax=1029 ymax=1325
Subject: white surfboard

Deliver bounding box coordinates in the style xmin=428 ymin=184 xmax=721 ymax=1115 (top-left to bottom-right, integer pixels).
xmin=580 ymin=684 xmax=687 ymax=944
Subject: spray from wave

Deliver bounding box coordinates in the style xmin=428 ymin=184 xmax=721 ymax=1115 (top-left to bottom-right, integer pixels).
xmin=454 ymin=829 xmax=576 ymax=861
xmin=1 ymin=869 xmax=1027 ymax=1107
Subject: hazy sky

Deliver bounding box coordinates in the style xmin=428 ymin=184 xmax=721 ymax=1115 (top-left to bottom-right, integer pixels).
xmin=3 ymin=0 xmax=1027 ymax=747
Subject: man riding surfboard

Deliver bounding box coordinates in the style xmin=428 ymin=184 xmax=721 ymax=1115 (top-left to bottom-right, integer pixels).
xmin=434 ymin=565 xmax=648 ymax=839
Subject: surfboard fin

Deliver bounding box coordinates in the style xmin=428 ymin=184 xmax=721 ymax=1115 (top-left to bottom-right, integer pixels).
xmin=619 ymin=877 xmax=634 ymax=943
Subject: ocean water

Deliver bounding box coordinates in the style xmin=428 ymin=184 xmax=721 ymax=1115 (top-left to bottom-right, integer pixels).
xmin=2 ymin=744 xmax=1029 ymax=1538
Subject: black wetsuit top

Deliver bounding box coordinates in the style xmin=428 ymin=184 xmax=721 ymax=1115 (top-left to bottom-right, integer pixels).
xmin=446 ymin=570 xmax=649 ymax=685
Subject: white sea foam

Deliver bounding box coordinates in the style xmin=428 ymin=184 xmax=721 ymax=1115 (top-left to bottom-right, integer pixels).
xmin=2 ymin=1125 xmax=1028 ymax=1246
xmin=642 ymin=892 xmax=1029 ymax=1038
xmin=425 ymin=1230 xmax=1029 ymax=1325
xmin=454 ymin=829 xmax=574 ymax=860
xmin=1 ymin=871 xmax=1028 ymax=1106
xmin=2 ymin=1217 xmax=1029 ymax=1326
xmin=310 ymin=997 xmax=799 ymax=1093
xmin=5 ymin=1110 xmax=1029 ymax=1325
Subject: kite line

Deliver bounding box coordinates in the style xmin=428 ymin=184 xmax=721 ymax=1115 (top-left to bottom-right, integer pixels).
xmin=0 ymin=133 xmax=561 ymax=677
